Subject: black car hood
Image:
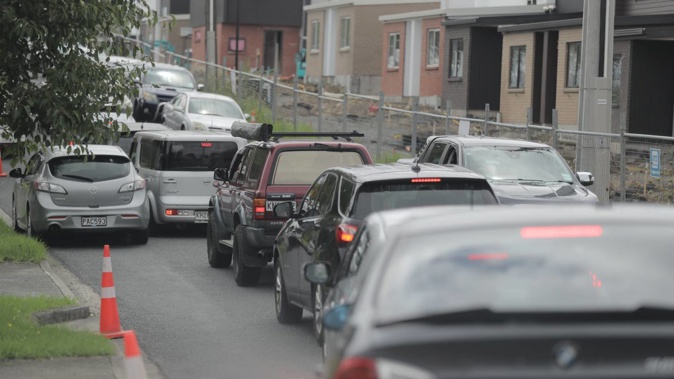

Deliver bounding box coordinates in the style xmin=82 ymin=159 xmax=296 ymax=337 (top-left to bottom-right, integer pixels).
xmin=490 ymin=180 xmax=598 ymax=204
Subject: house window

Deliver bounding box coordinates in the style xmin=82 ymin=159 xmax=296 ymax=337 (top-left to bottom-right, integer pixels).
xmin=509 ymin=45 xmax=526 ymax=88
xmin=311 ymin=21 xmax=320 ymax=51
xmin=427 ymin=29 xmax=440 ymax=67
xmin=340 ymin=17 xmax=351 ymax=49
xmin=387 ymin=33 xmax=400 ymax=69
xmin=566 ymin=42 xmax=581 ymax=88
xmin=449 ymin=38 xmax=463 ymax=78
xmin=612 ymin=54 xmax=622 ymax=107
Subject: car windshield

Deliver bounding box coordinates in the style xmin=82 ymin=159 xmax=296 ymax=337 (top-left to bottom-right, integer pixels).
xmin=142 ymin=68 xmax=195 ymax=89
xmin=376 ymin=223 xmax=674 ymax=324
xmin=165 ymin=141 xmax=240 ymax=172
xmin=350 ymin=179 xmax=498 ymax=219
xmin=464 ymin=146 xmax=574 ymax=183
xmin=48 ymin=155 xmax=130 ymax=182
xmin=188 ymin=98 xmax=243 ymax=118
xmin=272 ymin=150 xmax=364 ymax=185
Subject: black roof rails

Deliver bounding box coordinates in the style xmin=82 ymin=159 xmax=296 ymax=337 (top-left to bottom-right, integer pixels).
xmin=231 ymin=122 xmax=364 ymax=142
xmin=270 ymin=131 xmax=364 ymax=142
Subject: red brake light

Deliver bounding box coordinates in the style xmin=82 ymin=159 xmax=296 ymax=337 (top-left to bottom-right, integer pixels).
xmin=336 ymin=224 xmax=358 ymax=245
xmin=201 ymin=142 xmax=212 ymax=148
xmin=165 ymin=209 xmax=177 ymax=216
xmin=411 ymin=178 xmax=441 ymax=183
xmin=253 ymin=198 xmax=266 ymax=220
xmin=335 ymin=357 xmax=377 ymax=379
xmin=520 ymin=225 xmax=603 ymax=239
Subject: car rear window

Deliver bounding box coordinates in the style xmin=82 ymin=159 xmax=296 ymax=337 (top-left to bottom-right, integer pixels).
xmin=165 ymin=141 xmax=239 ymax=172
xmin=376 ymin=223 xmax=674 ymax=324
xmin=350 ymin=179 xmax=498 ymax=219
xmin=48 ymin=155 xmax=130 ymax=182
xmin=271 ymin=150 xmax=364 ymax=185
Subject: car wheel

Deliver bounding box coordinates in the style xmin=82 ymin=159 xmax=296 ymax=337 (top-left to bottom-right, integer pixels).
xmin=232 ymin=225 xmax=261 ymax=287
xmin=26 ymin=205 xmax=39 ymax=240
xmin=207 ymin=212 xmax=231 ymax=268
xmin=275 ymin=260 xmax=302 ymax=324
xmin=11 ymin=197 xmax=21 ymax=232
xmin=180 ymin=125 xmax=185 ymax=131
xmin=313 ymin=284 xmax=325 ymax=346
xmin=130 ymin=228 xmax=149 ymax=245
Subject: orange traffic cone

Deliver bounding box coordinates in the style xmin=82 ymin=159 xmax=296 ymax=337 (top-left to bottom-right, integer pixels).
xmin=100 ymin=245 xmax=124 ymax=338
xmin=250 ymin=110 xmax=256 ymax=123
xmin=0 ymin=148 xmax=7 ymax=177
xmin=124 ymin=331 xmax=148 ymax=379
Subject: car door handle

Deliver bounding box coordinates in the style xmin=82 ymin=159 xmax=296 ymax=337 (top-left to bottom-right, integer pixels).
xmin=163 ymin=178 xmax=177 ymax=183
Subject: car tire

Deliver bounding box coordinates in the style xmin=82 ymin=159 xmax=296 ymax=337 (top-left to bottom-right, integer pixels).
xmin=130 ymin=228 xmax=149 ymax=245
xmin=232 ymin=225 xmax=261 ymax=287
xmin=207 ymin=212 xmax=232 ymax=268
xmin=11 ymin=197 xmax=21 ymax=232
xmin=313 ymin=284 xmax=326 ymax=346
xmin=275 ymin=260 xmax=302 ymax=324
xmin=25 ymin=205 xmax=40 ymax=240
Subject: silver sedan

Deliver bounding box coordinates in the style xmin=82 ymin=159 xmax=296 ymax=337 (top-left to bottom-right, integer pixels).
xmin=158 ymin=92 xmax=248 ymax=133
xmin=9 ymin=145 xmax=150 ymax=244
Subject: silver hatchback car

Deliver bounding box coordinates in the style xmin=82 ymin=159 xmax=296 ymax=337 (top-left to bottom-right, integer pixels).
xmin=9 ymin=145 xmax=151 ymax=244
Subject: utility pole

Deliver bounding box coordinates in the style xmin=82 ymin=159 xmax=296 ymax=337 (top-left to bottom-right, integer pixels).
xmin=235 ymin=0 xmax=241 ymax=71
xmin=576 ymin=0 xmax=615 ymax=204
xmin=206 ymin=0 xmax=216 ymax=66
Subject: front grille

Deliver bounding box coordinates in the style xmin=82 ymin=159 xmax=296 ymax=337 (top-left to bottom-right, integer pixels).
xmin=156 ymin=94 xmax=176 ymax=103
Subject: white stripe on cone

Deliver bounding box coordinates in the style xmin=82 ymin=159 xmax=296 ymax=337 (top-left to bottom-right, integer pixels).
xmin=125 ymin=356 xmax=148 ymax=379
xmin=101 ymin=287 xmax=116 ymax=299
xmin=102 ymin=257 xmax=112 ymax=272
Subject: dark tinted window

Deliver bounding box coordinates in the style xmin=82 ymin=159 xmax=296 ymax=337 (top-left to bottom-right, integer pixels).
xmin=351 ymin=179 xmax=497 ymax=219
xmin=166 ymin=141 xmax=239 ymax=172
xmin=272 ymin=150 xmax=364 ymax=185
xmin=247 ymin=148 xmax=268 ymax=182
xmin=139 ymin=140 xmax=160 ymax=169
xmin=339 ymin=178 xmax=356 ymax=215
xmin=49 ymin=155 xmax=130 ymax=182
xmin=377 ymin=224 xmax=674 ymax=323
xmin=425 ymin=143 xmax=446 ymax=164
xmin=316 ymin=174 xmax=338 ymax=215
xmin=301 ymin=174 xmax=327 ymax=217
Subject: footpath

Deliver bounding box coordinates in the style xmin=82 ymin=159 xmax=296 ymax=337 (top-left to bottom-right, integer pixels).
xmin=0 ymin=209 xmax=162 ymax=379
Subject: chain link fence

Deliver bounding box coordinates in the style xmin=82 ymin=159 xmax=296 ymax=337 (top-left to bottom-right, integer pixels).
xmin=113 ymin=39 xmax=674 ymax=205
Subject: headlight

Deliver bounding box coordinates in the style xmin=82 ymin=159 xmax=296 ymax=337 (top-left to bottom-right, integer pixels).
xmin=34 ymin=181 xmax=68 ymax=194
xmin=118 ymin=179 xmax=146 ymax=193
xmin=142 ymin=92 xmax=158 ymax=103
xmin=192 ymin=121 xmax=207 ymax=131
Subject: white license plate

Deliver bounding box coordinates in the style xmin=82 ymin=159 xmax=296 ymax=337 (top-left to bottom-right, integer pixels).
xmin=195 ymin=211 xmax=208 ymax=220
xmin=81 ymin=217 xmax=107 ymax=227
xmin=265 ymin=201 xmax=296 ymax=212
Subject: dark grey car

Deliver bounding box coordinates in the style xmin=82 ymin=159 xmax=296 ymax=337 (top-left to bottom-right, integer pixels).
xmin=307 ymin=204 xmax=674 ymax=379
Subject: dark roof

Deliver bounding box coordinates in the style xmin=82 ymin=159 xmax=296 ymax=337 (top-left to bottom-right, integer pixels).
xmin=250 ymin=140 xmax=369 ymax=150
xmin=443 ymin=12 xmax=581 ymax=27
xmin=430 ymin=135 xmax=550 ymax=148
xmin=330 ymin=163 xmax=485 ymax=183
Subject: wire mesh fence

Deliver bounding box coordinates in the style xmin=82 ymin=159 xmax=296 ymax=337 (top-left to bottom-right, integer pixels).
xmin=111 ymin=39 xmax=674 ymax=205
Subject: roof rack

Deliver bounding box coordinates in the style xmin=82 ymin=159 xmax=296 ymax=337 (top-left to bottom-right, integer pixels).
xmin=270 ymin=131 xmax=364 ymax=142
xmin=231 ymin=121 xmax=364 ymax=142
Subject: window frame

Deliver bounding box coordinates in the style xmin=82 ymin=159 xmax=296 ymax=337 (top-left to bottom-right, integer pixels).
xmin=612 ymin=54 xmax=622 ymax=107
xmin=340 ymin=17 xmax=351 ymax=49
xmin=426 ymin=29 xmax=440 ymax=67
xmin=311 ymin=20 xmax=320 ymax=52
xmin=566 ymin=41 xmax=581 ymax=89
xmin=449 ymin=38 xmax=464 ymax=79
xmin=387 ymin=32 xmax=401 ymax=69
xmin=509 ymin=45 xmax=526 ymax=89
xmin=426 ymin=143 xmax=448 ymax=164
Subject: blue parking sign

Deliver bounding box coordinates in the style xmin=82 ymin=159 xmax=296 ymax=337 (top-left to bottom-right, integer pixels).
xmin=650 ymin=148 xmax=661 ymax=178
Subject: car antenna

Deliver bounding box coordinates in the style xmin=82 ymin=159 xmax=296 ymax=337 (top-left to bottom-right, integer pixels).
xmin=411 ymin=162 xmax=421 ymax=173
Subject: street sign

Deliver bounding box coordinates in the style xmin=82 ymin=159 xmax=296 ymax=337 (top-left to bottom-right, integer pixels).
xmin=650 ymin=148 xmax=661 ymax=178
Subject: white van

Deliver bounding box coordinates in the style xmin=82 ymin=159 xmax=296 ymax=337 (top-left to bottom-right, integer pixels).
xmin=128 ymin=130 xmax=246 ymax=231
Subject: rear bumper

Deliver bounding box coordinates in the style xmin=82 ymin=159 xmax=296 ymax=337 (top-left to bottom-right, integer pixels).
xmin=241 ymin=225 xmax=275 ymax=267
xmin=155 ymin=196 xmax=211 ymax=224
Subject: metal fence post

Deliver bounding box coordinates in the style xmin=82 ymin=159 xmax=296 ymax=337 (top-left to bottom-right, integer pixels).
xmin=293 ymin=75 xmax=298 ymax=132
xmin=445 ymin=100 xmax=451 ymax=135
xmin=552 ymin=109 xmax=559 ymax=151
xmin=526 ymin=107 xmax=532 ymax=141
xmin=412 ymin=96 xmax=419 ymax=156
xmin=620 ymin=112 xmax=626 ymax=202
xmin=376 ymin=91 xmax=384 ymax=161
xmin=318 ymin=81 xmax=323 ymax=132
xmin=258 ymin=74 xmax=263 ymax=117
xmin=483 ymin=103 xmax=490 ymax=136
xmin=272 ymin=69 xmax=278 ymax=124
xmin=342 ymin=93 xmax=348 ymax=132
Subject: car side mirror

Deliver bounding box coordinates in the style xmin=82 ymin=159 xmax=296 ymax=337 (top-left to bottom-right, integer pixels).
xmin=323 ymin=304 xmax=351 ymax=331
xmin=161 ymin=103 xmax=173 ymax=113
xmin=197 ymin=84 xmax=205 ymax=91
xmin=214 ymin=168 xmax=228 ymax=182
xmin=9 ymin=168 xmax=24 ymax=178
xmin=244 ymin=113 xmax=251 ymax=120
xmin=273 ymin=202 xmax=295 ymax=219
xmin=577 ymin=172 xmax=594 ymax=186
xmin=303 ymin=261 xmax=332 ymax=285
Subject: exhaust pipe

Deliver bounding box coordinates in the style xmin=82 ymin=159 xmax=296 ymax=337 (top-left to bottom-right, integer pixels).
xmin=48 ymin=224 xmax=60 ymax=232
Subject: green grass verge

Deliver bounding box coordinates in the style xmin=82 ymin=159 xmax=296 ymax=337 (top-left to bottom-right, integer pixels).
xmin=0 ymin=222 xmax=47 ymax=263
xmin=0 ymin=296 xmax=115 ymax=359
xmin=375 ymin=150 xmax=407 ymax=164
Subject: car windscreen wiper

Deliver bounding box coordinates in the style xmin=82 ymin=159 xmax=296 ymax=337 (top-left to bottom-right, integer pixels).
xmin=60 ymin=174 xmax=94 ymax=182
xmin=376 ymin=306 xmax=674 ymax=327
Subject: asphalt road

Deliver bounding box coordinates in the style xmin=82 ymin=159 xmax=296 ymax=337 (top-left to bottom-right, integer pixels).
xmin=0 ymin=159 xmax=322 ymax=379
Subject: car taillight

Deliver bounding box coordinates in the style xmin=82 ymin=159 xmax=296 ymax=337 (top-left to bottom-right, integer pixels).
xmin=165 ymin=209 xmax=178 ymax=216
xmin=336 ymin=224 xmax=358 ymax=245
xmin=34 ymin=181 xmax=68 ymax=194
xmin=335 ymin=357 xmax=377 ymax=379
xmin=253 ymin=198 xmax=265 ymax=220
xmin=411 ymin=178 xmax=441 ymax=183
xmin=118 ymin=179 xmax=146 ymax=193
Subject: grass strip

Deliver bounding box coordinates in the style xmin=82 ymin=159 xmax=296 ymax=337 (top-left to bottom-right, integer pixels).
xmin=0 ymin=223 xmax=46 ymax=263
xmin=0 ymin=295 xmax=115 ymax=359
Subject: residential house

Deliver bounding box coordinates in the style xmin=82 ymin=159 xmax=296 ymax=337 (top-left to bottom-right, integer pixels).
xmin=190 ymin=0 xmax=304 ymax=76
xmin=304 ymin=0 xmax=441 ymax=95
xmin=138 ymin=0 xmax=191 ymax=56
xmin=497 ymin=0 xmax=674 ymax=136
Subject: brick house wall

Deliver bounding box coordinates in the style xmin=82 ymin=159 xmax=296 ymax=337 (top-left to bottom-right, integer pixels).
xmin=442 ymin=26 xmax=471 ymax=113
xmin=381 ymin=22 xmax=406 ymax=97
xmin=305 ymin=10 xmax=324 ymax=79
xmin=555 ymin=27 xmax=581 ymax=129
xmin=500 ymin=32 xmax=535 ymax=124
xmin=420 ymin=17 xmax=445 ymax=97
xmin=191 ymin=26 xmax=207 ymax=62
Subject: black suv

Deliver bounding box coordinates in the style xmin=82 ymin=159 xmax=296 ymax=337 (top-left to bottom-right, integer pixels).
xmin=272 ymin=163 xmax=499 ymax=344
xmin=132 ymin=63 xmax=203 ymax=122
xmin=206 ymin=123 xmax=373 ymax=287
